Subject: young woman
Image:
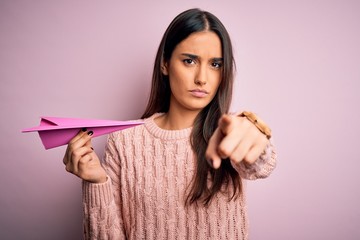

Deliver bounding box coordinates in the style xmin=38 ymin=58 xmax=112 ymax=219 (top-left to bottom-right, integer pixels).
xmin=63 ymin=8 xmax=276 ymax=240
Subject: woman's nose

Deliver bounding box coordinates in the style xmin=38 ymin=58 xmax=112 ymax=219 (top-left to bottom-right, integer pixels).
xmin=194 ymin=65 xmax=207 ymax=85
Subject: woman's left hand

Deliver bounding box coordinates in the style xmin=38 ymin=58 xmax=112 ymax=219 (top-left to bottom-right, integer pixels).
xmin=205 ymin=114 xmax=269 ymax=169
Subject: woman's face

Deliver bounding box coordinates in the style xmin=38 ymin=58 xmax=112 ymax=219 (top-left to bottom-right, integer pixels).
xmin=163 ymin=31 xmax=223 ymax=114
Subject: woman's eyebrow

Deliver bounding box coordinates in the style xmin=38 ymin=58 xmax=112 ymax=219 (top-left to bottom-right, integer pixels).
xmin=181 ymin=53 xmax=199 ymax=59
xmin=181 ymin=53 xmax=223 ymax=61
xmin=212 ymin=57 xmax=223 ymax=62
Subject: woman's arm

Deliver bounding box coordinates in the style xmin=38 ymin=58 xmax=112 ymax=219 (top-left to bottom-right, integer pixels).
xmin=82 ymin=133 xmax=126 ymax=239
xmin=63 ymin=131 xmax=126 ymax=239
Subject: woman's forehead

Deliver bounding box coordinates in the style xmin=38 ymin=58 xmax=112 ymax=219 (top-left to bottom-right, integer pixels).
xmin=173 ymin=31 xmax=222 ymax=58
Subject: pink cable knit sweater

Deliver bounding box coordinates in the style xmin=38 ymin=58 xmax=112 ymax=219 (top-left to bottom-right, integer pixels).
xmin=82 ymin=113 xmax=277 ymax=240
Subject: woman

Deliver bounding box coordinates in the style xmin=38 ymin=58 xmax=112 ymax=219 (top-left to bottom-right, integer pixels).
xmin=63 ymin=8 xmax=276 ymax=239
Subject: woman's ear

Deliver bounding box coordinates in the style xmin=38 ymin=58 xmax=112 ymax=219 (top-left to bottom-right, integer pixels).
xmin=161 ymin=62 xmax=168 ymax=75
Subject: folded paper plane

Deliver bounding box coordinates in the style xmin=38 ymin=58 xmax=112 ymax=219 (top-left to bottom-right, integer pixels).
xmin=22 ymin=116 xmax=143 ymax=149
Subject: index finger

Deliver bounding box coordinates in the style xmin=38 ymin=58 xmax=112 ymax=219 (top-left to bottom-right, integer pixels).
xmin=69 ymin=128 xmax=88 ymax=144
xmin=68 ymin=129 xmax=94 ymax=150
xmin=218 ymin=114 xmax=234 ymax=136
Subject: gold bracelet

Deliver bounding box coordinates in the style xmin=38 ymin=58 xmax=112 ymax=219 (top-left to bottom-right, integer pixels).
xmin=238 ymin=111 xmax=272 ymax=139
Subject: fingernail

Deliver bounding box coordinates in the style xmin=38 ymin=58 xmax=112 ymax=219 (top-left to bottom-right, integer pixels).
xmin=87 ymin=131 xmax=93 ymax=136
xmin=91 ymin=147 xmax=94 ymax=150
xmin=81 ymin=128 xmax=87 ymax=132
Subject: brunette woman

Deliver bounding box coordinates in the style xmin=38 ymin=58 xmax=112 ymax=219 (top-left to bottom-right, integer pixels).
xmin=63 ymin=8 xmax=276 ymax=240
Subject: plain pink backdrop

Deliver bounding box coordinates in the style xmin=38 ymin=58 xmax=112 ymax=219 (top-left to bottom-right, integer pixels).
xmin=1 ymin=0 xmax=359 ymax=239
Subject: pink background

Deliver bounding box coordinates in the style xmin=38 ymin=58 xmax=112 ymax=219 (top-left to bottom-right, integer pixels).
xmin=1 ymin=0 xmax=359 ymax=239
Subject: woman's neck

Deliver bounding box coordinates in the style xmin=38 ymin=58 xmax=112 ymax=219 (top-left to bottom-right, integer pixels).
xmin=155 ymin=108 xmax=199 ymax=130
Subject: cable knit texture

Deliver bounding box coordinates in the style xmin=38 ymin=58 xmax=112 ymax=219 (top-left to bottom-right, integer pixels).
xmin=82 ymin=113 xmax=277 ymax=240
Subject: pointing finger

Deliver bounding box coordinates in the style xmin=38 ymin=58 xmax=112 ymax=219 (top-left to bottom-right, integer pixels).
xmin=218 ymin=114 xmax=233 ymax=136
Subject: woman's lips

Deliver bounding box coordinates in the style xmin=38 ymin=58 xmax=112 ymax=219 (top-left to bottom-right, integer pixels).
xmin=189 ymin=89 xmax=209 ymax=98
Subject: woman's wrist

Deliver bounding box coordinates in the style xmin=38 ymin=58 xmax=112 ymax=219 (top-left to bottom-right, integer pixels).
xmin=238 ymin=111 xmax=272 ymax=139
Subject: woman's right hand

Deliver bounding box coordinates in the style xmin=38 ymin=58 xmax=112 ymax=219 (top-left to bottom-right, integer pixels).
xmin=63 ymin=129 xmax=107 ymax=183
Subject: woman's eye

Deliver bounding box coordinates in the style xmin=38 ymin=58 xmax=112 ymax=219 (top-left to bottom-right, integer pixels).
xmin=211 ymin=61 xmax=222 ymax=68
xmin=183 ymin=59 xmax=195 ymax=65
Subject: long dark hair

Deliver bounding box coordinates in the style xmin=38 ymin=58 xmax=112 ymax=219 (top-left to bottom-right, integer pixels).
xmin=142 ymin=8 xmax=241 ymax=205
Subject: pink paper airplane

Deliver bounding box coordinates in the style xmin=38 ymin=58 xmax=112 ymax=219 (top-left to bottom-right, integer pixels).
xmin=22 ymin=116 xmax=143 ymax=149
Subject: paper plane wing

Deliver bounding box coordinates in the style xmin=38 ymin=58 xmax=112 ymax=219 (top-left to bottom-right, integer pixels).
xmin=22 ymin=116 xmax=143 ymax=149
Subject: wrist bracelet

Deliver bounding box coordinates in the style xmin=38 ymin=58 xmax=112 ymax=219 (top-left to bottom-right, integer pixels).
xmin=238 ymin=111 xmax=272 ymax=139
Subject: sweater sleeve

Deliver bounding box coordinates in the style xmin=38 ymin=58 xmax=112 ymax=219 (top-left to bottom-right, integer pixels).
xmin=231 ymin=139 xmax=277 ymax=180
xmin=82 ymin=133 xmax=126 ymax=240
